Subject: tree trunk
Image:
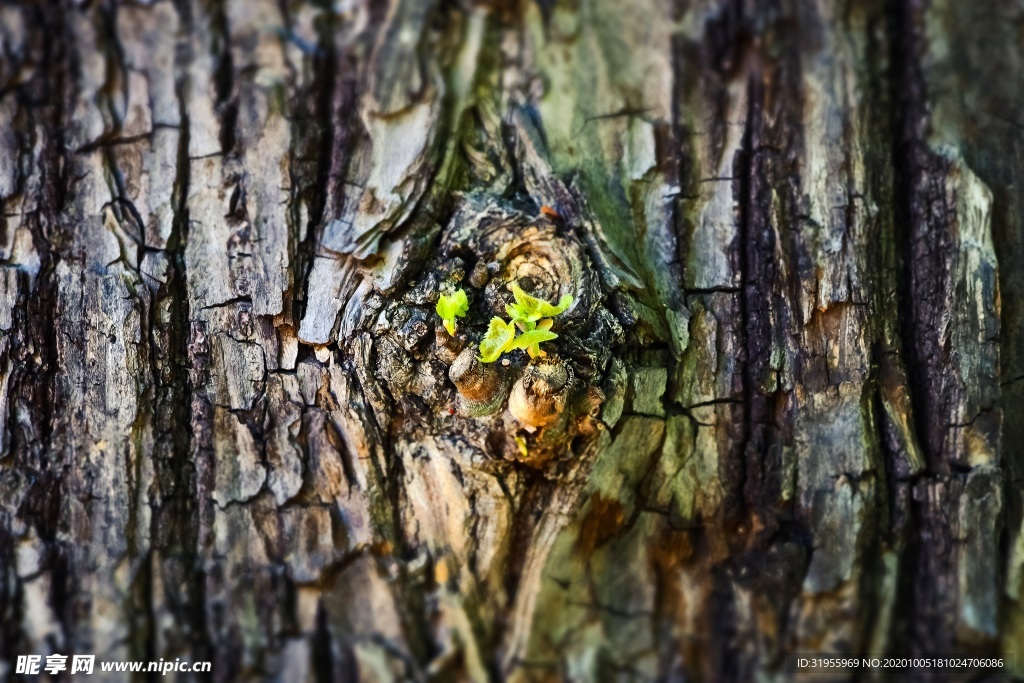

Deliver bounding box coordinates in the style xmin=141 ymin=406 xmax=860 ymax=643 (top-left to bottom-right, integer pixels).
xmin=0 ymin=0 xmax=1019 ymax=681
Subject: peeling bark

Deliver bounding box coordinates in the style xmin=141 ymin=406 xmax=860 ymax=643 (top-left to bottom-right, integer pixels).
xmin=0 ymin=1 xmax=1019 ymax=682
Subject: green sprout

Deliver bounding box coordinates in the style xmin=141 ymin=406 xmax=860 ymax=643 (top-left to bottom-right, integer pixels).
xmin=506 ymin=328 xmax=558 ymax=355
xmin=478 ymin=283 xmax=573 ymax=363
xmin=506 ymin=282 xmax=573 ymax=328
xmin=436 ymin=288 xmax=469 ymax=336
xmin=478 ymin=317 xmax=516 ymax=363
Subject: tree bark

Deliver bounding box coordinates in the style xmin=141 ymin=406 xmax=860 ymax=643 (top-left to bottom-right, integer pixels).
xmin=0 ymin=0 xmax=1019 ymax=681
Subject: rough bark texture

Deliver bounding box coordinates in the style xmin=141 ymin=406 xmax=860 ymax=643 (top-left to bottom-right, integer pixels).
xmin=0 ymin=0 xmax=1020 ymax=681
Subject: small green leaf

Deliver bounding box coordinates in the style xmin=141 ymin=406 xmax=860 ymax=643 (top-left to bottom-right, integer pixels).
xmin=506 ymin=302 xmax=528 ymax=322
xmin=509 ymin=283 xmax=544 ymax=321
xmin=510 ymin=283 xmax=573 ymax=321
xmin=436 ymin=289 xmax=469 ymax=335
xmin=535 ymin=293 xmax=573 ymax=318
xmin=478 ymin=317 xmax=516 ymax=363
xmin=550 ymin=293 xmax=574 ymax=315
xmin=506 ymin=329 xmax=558 ymax=352
xmin=436 ymin=289 xmax=469 ymax=320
